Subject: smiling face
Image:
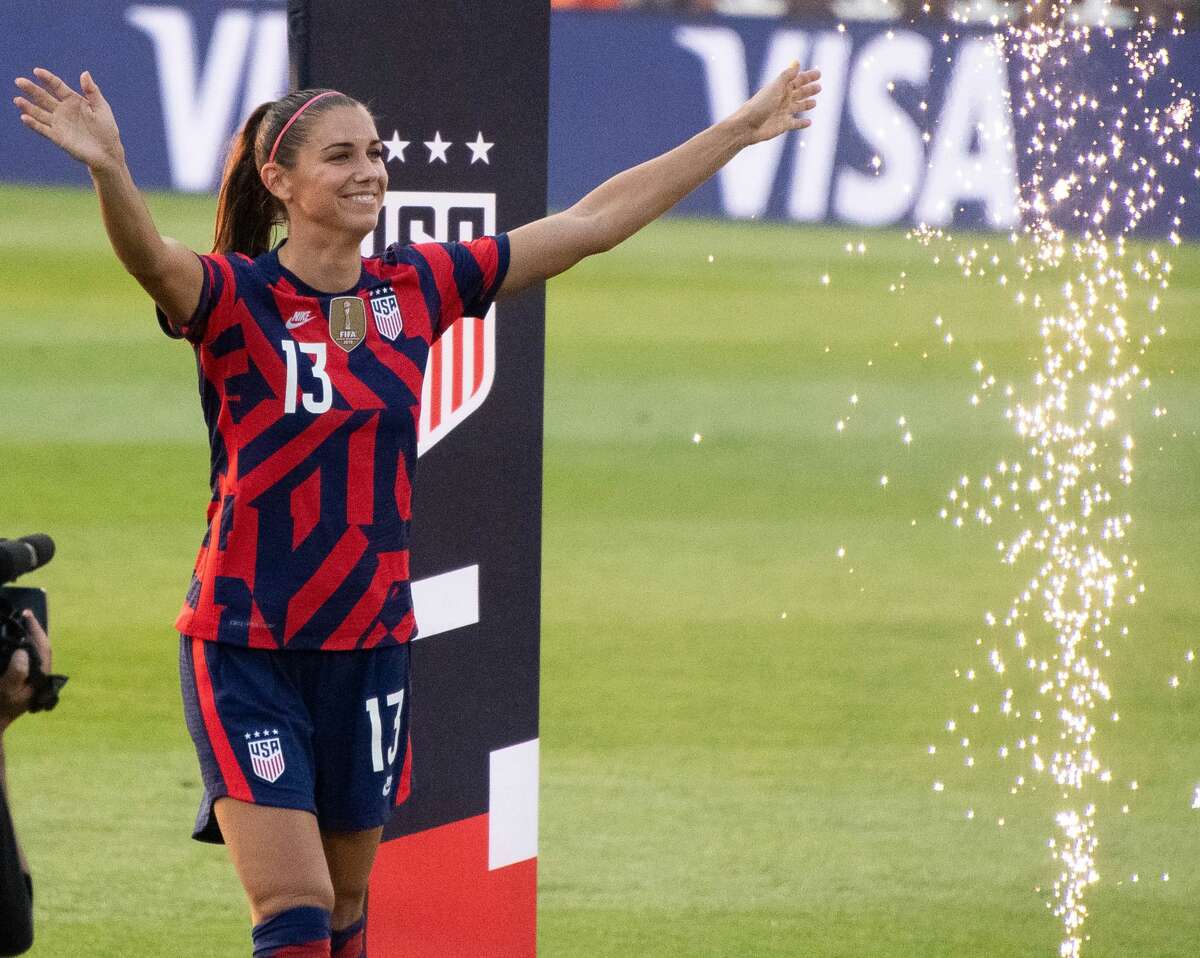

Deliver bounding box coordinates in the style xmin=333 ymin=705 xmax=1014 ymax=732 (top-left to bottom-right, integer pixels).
xmin=262 ymin=103 xmax=387 ymax=242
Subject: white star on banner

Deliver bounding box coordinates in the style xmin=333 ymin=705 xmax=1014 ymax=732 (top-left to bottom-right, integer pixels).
xmin=424 ymin=131 xmax=451 ymax=164
xmin=384 ymin=130 xmax=409 ymax=164
xmin=466 ymin=131 xmax=494 ymax=165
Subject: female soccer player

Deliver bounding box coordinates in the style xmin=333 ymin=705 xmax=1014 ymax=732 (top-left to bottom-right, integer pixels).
xmin=13 ymin=64 xmax=820 ymax=957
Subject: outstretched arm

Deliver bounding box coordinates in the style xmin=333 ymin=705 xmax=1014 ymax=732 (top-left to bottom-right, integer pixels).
xmin=13 ymin=68 xmax=203 ymax=327
xmin=499 ymin=62 xmax=821 ymax=297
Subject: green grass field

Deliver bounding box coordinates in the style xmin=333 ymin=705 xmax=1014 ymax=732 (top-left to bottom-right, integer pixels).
xmin=2 ymin=183 xmax=1199 ymax=956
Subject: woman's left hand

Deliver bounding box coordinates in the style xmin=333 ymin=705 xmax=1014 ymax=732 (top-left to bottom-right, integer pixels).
xmin=734 ymin=62 xmax=822 ymax=146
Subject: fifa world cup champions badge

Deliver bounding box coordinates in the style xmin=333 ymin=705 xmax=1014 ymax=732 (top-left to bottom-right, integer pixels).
xmin=330 ymin=296 xmax=367 ymax=352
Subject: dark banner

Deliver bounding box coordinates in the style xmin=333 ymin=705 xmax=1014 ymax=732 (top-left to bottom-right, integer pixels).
xmin=294 ymin=1 xmax=547 ymax=954
xmin=3 ymin=4 xmax=1196 ymax=239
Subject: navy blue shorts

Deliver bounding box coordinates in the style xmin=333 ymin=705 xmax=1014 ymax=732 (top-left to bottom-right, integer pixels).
xmin=179 ymin=636 xmax=412 ymax=844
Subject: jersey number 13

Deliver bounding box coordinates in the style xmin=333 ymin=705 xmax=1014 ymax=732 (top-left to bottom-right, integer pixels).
xmin=282 ymin=340 xmax=333 ymax=414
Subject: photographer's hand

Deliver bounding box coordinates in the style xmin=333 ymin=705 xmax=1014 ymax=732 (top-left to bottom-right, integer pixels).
xmin=0 ymin=612 xmax=50 ymax=734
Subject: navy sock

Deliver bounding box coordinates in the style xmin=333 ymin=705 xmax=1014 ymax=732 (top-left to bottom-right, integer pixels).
xmin=251 ymin=905 xmax=332 ymax=958
xmin=331 ymin=914 xmax=365 ymax=958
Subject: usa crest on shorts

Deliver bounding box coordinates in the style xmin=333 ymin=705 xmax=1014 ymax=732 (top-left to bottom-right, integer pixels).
xmin=246 ymin=732 xmax=286 ymax=783
xmin=368 ymin=286 xmax=404 ymax=340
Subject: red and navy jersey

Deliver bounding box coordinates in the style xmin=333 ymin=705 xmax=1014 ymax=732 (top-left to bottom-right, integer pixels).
xmin=160 ymin=236 xmax=509 ymax=650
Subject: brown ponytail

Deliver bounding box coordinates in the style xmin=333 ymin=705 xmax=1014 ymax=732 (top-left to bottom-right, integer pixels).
xmin=213 ymin=102 xmax=278 ymax=256
xmin=212 ymin=90 xmax=362 ymax=258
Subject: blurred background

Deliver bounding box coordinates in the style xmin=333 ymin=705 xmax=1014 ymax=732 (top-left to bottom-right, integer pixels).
xmin=2 ymin=2 xmax=1199 ymax=956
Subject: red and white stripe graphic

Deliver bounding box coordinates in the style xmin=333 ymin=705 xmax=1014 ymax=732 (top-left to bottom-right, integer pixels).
xmin=363 ymin=191 xmax=498 ymax=457
xmin=375 ymin=312 xmax=403 ymax=341
xmin=419 ymin=310 xmax=494 ymax=456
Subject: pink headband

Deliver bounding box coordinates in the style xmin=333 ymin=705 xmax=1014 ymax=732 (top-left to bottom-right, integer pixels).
xmin=267 ymin=90 xmax=341 ymax=165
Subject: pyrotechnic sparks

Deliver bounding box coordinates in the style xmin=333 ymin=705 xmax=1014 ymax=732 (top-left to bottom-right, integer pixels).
xmin=915 ymin=4 xmax=1196 ymax=955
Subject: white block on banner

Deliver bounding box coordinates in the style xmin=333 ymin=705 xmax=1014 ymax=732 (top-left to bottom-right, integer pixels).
xmin=489 ymin=739 xmax=539 ymax=870
xmin=411 ymin=565 xmax=479 ymax=639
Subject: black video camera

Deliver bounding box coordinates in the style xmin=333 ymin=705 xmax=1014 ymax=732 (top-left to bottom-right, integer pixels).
xmin=0 ymin=535 xmax=66 ymax=713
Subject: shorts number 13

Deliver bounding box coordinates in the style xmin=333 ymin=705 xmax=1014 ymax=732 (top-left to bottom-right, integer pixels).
xmin=364 ymin=690 xmax=405 ymax=773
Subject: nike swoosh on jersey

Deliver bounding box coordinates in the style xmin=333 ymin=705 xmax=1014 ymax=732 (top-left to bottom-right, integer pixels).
xmin=285 ymin=310 xmax=314 ymax=330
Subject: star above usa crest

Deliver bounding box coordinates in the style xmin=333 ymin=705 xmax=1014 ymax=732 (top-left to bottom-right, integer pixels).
xmin=425 ymin=131 xmax=451 ymax=164
xmin=384 ymin=130 xmax=409 ymax=164
xmin=466 ymin=132 xmax=494 ymax=164
xmin=384 ymin=131 xmax=494 ymax=166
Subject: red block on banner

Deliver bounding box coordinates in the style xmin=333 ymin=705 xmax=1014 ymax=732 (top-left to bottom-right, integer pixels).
xmin=368 ymin=814 xmax=537 ymax=957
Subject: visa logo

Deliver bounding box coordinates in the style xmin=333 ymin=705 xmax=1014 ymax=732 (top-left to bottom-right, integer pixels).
xmin=126 ymin=4 xmax=288 ymax=191
xmin=676 ymin=25 xmax=1020 ymax=229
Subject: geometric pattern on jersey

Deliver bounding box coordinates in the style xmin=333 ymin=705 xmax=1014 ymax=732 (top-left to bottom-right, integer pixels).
xmin=159 ymin=236 xmax=509 ymax=650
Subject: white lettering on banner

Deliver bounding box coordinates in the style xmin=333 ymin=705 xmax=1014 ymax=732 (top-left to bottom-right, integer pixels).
xmin=675 ymin=27 xmax=809 ymax=219
xmin=834 ymin=32 xmax=931 ymax=226
xmin=126 ymin=6 xmax=287 ymax=192
xmin=915 ymin=37 xmax=1019 ymax=228
xmin=244 ymin=12 xmax=289 ymax=129
xmin=788 ymin=32 xmax=851 ymax=222
xmin=678 ymin=25 xmax=1020 ymax=229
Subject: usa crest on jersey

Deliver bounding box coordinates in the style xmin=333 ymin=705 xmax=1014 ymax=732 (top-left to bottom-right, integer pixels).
xmin=362 ymin=191 xmax=498 ymax=456
xmin=368 ymin=286 xmax=404 ymax=340
xmin=247 ymin=735 xmax=286 ymax=783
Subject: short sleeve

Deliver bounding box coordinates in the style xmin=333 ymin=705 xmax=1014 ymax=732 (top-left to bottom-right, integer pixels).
xmin=410 ymin=234 xmax=510 ymax=339
xmin=156 ymin=253 xmax=230 ymax=345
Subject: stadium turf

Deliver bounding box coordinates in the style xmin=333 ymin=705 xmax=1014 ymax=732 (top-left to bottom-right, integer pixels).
xmin=2 ymin=184 xmax=1198 ymax=956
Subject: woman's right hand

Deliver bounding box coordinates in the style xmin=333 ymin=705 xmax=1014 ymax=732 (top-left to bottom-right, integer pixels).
xmin=13 ymin=66 xmax=202 ymax=321
xmin=13 ymin=68 xmax=124 ymax=172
